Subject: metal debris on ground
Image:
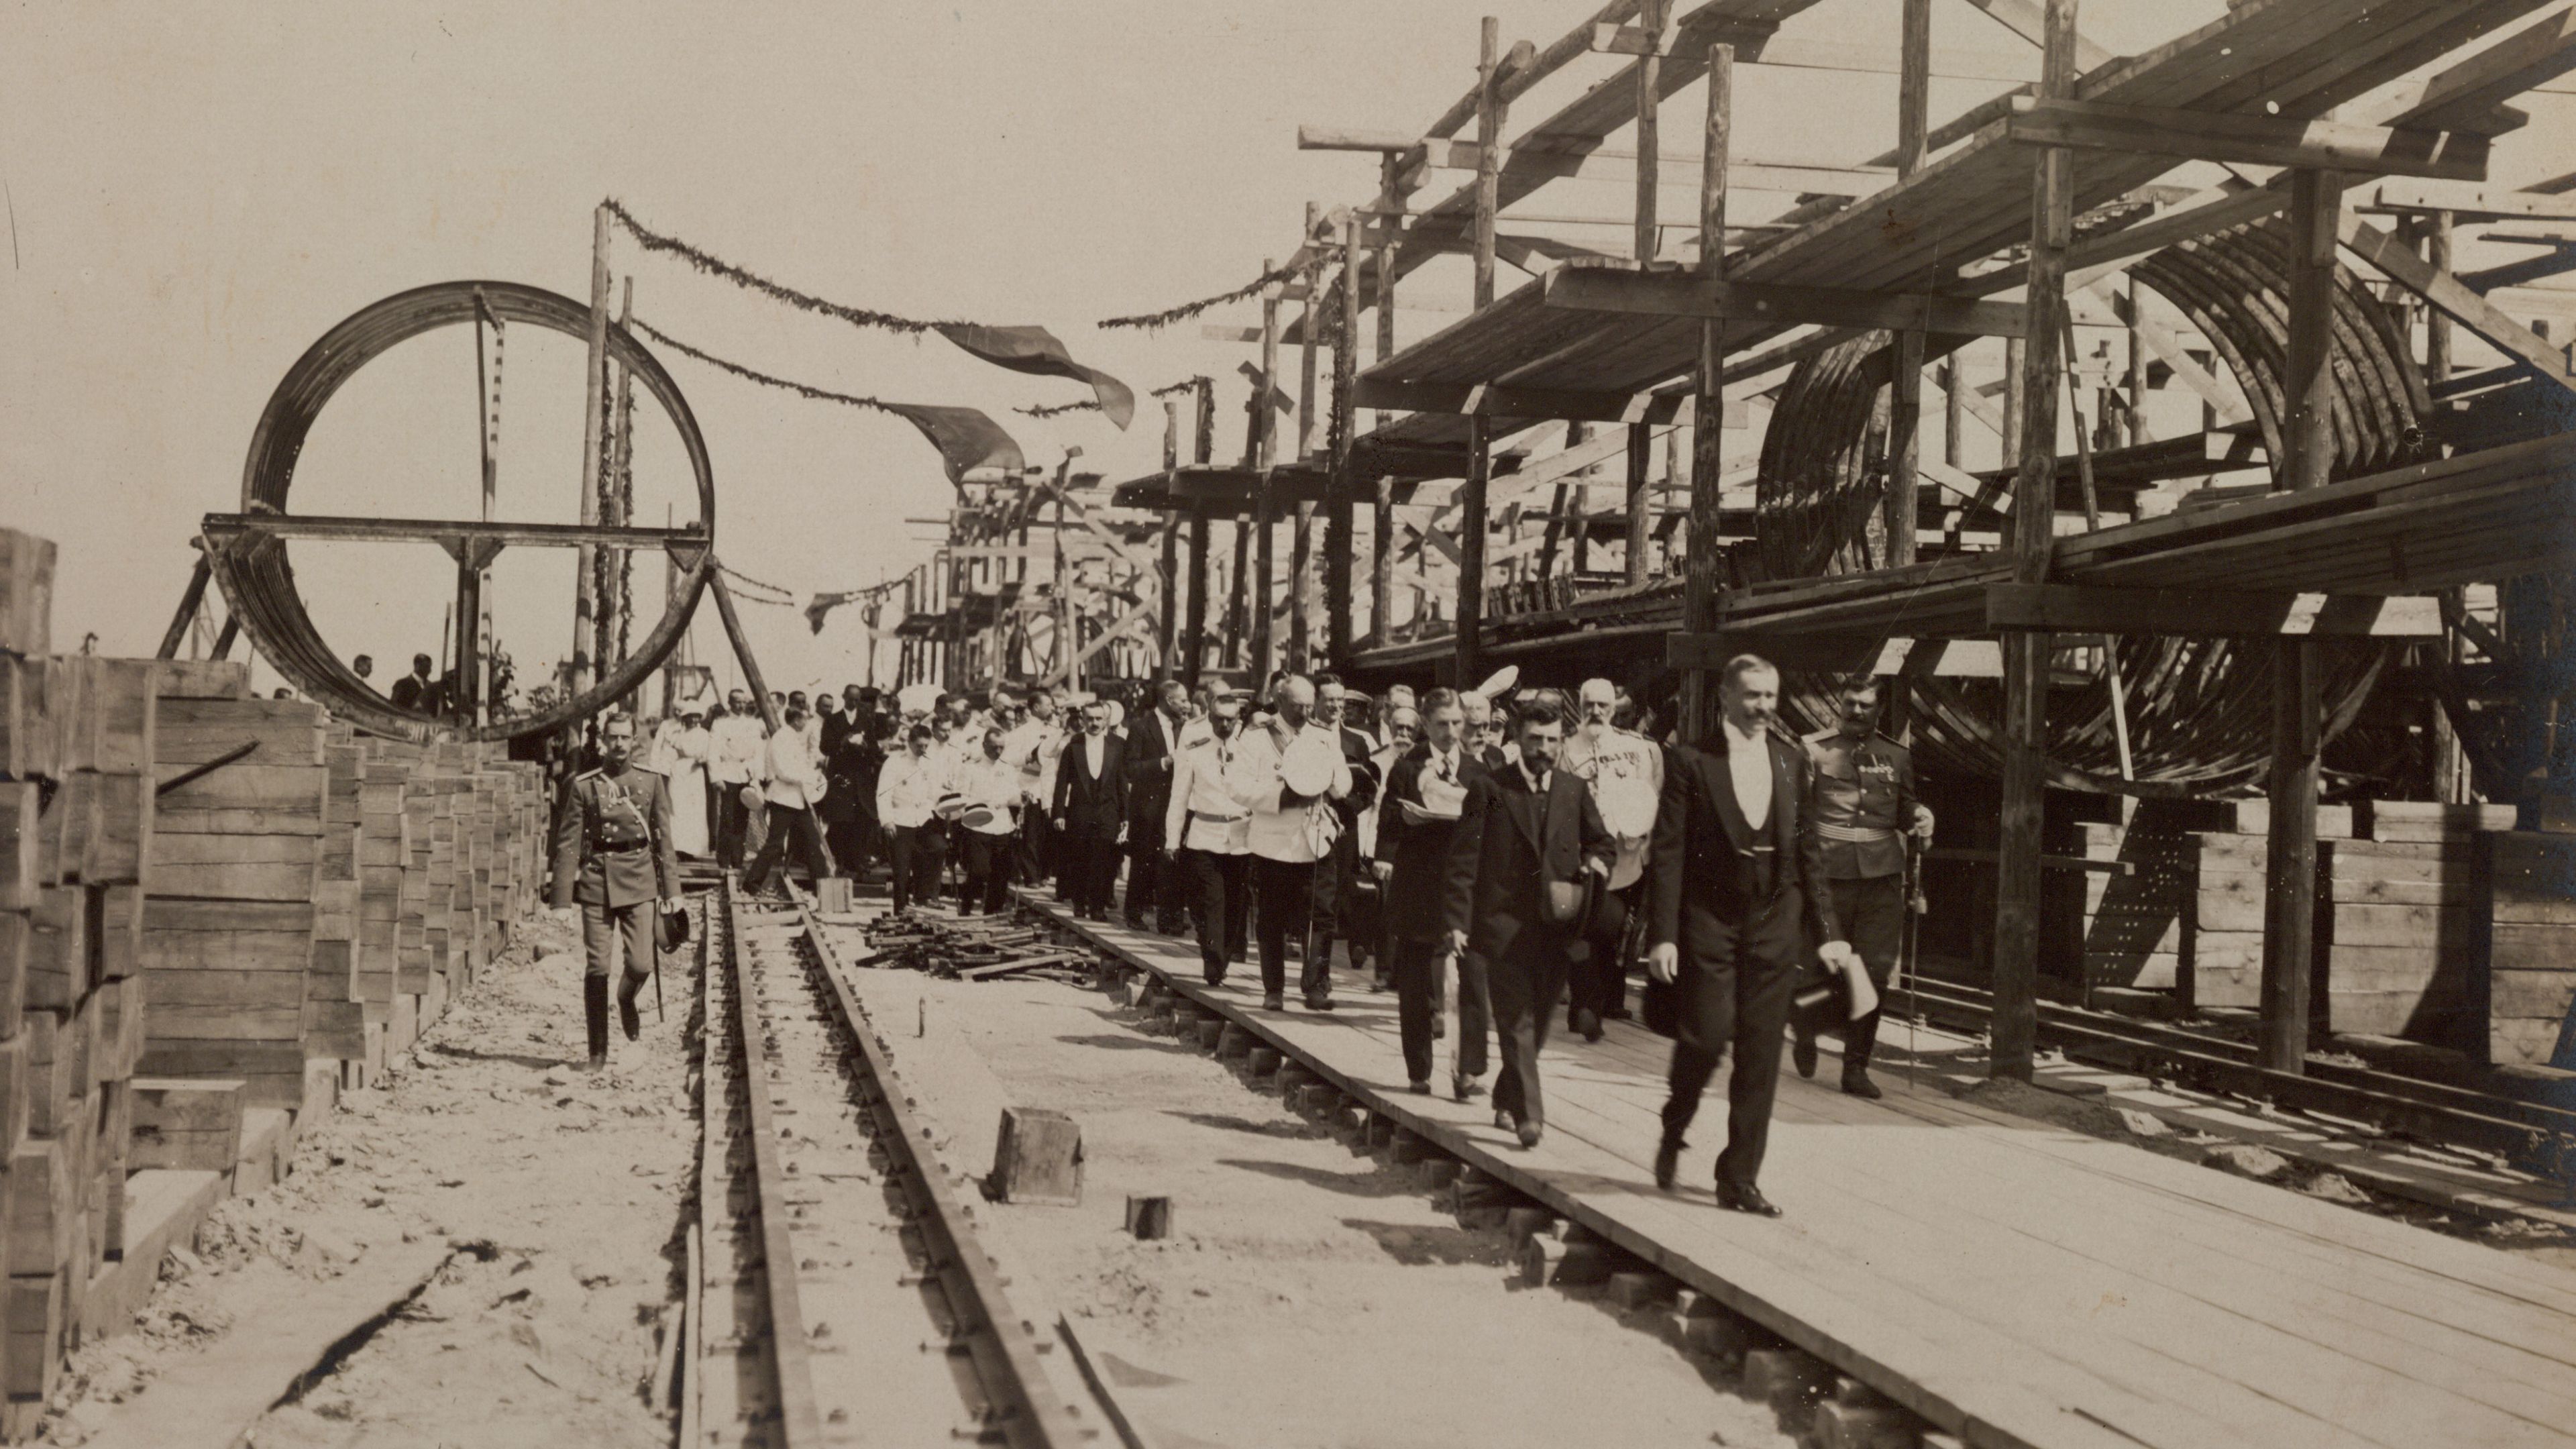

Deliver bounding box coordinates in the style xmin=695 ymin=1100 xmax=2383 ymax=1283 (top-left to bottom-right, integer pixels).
xmin=853 ymin=906 xmax=1101 ymax=982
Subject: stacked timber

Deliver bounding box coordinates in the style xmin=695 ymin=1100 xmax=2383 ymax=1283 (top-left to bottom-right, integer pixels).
xmin=2485 ymin=832 xmax=2576 ymax=1067
xmin=2075 ymin=801 xmax=2203 ymax=1003
xmin=2320 ymin=803 xmax=2517 ymax=1052
xmin=2184 ymin=800 xmax=2353 ymax=1018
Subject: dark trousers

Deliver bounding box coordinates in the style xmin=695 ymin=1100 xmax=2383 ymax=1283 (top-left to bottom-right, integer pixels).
xmin=1126 ymin=842 xmax=1185 ymax=929
xmin=825 ymin=810 xmax=877 ymax=881
xmin=1252 ymin=856 xmax=1328 ymax=1000
xmin=1804 ymin=873 xmax=1906 ymax=1073
xmin=888 ymin=825 xmax=941 ymax=912
xmin=713 ymin=782 xmax=751 ymax=867
xmin=1568 ymin=881 xmax=1638 ymax=1028
xmin=1016 ymin=814 xmax=1053 ymax=887
xmin=1391 ymin=934 xmax=1448 ymax=1085
xmin=1179 ymin=849 xmax=1249 ymax=983
xmin=1485 ymin=942 xmax=1574 ymax=1130
xmin=1063 ymin=824 xmax=1120 ymax=914
xmin=742 ymin=804 xmax=830 ymax=894
xmin=961 ymin=831 xmax=1014 ymax=915
xmin=1660 ymin=951 xmax=1801 ymax=1191
xmin=1453 ymin=946 xmax=1491 ymax=1080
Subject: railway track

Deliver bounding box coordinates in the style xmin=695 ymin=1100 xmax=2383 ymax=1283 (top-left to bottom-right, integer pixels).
xmin=687 ymin=875 xmax=1103 ymax=1449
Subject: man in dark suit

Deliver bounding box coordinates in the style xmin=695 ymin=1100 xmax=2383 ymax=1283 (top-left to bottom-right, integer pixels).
xmin=1373 ymin=687 xmax=1489 ymax=1096
xmin=1309 ymin=674 xmax=1383 ymax=978
xmin=1051 ymin=700 xmax=1127 ymax=920
xmin=1644 ymin=655 xmax=1839 ymax=1217
xmin=1122 ymin=679 xmax=1191 ymax=934
xmin=1441 ymin=690 xmax=1613 ymax=1148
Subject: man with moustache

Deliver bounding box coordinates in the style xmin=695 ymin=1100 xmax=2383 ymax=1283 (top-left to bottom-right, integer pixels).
xmin=1122 ymin=679 xmax=1193 ymax=934
xmin=1373 ymin=688 xmax=1488 ymax=1097
xmin=1164 ymin=689 xmax=1254 ymax=985
xmin=1794 ymin=677 xmax=1934 ymax=1099
xmin=1051 ymin=701 xmax=1128 ymax=922
xmin=1440 ymin=691 xmax=1613 ymax=1146
xmin=1237 ymin=675 xmax=1352 ymax=1012
xmin=1644 ymin=656 xmax=1839 ymax=1217
xmin=1560 ymin=677 xmax=1664 ymax=1042
xmin=707 ymin=689 xmax=767 ymax=869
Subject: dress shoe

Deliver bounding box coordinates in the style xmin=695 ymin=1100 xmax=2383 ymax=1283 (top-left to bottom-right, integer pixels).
xmin=1203 ymin=970 xmax=1226 ymax=989
xmin=1841 ymin=1069 xmax=1883 ymax=1100
xmin=1653 ymin=1138 xmax=1680 ymax=1191
xmin=1715 ymin=1180 xmax=1783 ymax=1218
xmin=1408 ymin=1079 xmax=1433 ymax=1095
xmin=1516 ymin=1120 xmax=1544 ymax=1150
xmin=1494 ymin=1108 xmax=1515 ymax=1132
xmin=1263 ymin=993 xmax=1286 ymax=1012
xmin=1452 ymin=1072 xmax=1485 ymax=1102
xmin=1573 ymin=1007 xmax=1603 ymax=1043
xmin=580 ymin=1053 xmax=608 ymax=1073
xmin=1791 ymin=1024 xmax=1819 ymax=1080
xmin=1303 ymin=994 xmax=1336 ymax=1012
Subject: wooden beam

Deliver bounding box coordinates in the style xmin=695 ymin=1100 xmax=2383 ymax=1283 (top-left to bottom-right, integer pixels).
xmin=1890 ymin=0 xmax=1930 ymax=572
xmin=1458 ymin=415 xmax=1491 ymax=684
xmin=2262 ymin=637 xmax=2322 ymax=1073
xmin=2004 ymin=97 xmax=2490 ymax=182
xmin=1594 ymin=25 xmax=2038 ymax=83
xmin=1474 ymin=19 xmax=1503 ymax=312
xmin=1395 ymin=138 xmax=1891 ymax=196
xmin=2282 ymin=170 xmax=2345 ymax=492
xmin=2338 ymin=212 xmax=2576 ymax=396
xmin=2059 ymin=184 xmax=2289 ymax=291
xmin=1668 ymin=631 xmax=2005 ymax=676
xmin=1542 ymin=265 xmax=2028 ymax=335
xmin=1680 ymin=42 xmax=1731 ymax=742
xmin=1633 ymin=0 xmax=1664 ymax=267
xmin=1326 ymin=210 xmax=1360 ymax=665
xmin=2365 ymin=178 xmax=2576 ymax=221
xmin=1992 ymin=0 xmax=2079 ymax=1087
xmin=1352 ymin=376 xmax=1694 ymax=423
xmin=1955 ymin=0 xmax=2112 ymax=71
xmin=2381 ymin=6 xmax=2576 ymax=136
xmin=201 ymin=513 xmax=704 ymax=552
xmin=1984 ymin=585 xmax=2442 ymax=637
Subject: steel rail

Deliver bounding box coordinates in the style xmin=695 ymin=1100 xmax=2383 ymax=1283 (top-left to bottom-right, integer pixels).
xmin=710 ymin=876 xmax=828 ymax=1448
xmin=782 ymin=879 xmax=1093 ymax=1449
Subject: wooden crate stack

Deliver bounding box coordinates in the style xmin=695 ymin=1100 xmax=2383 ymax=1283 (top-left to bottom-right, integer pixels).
xmin=2318 ymin=802 xmax=2516 ymax=1051
xmin=2483 ymin=831 xmax=2576 ymax=1067
xmin=2184 ymin=800 xmax=2353 ymax=1018
xmin=142 ymin=686 xmax=331 ymax=1114
xmin=2076 ymin=800 xmax=2204 ymax=1002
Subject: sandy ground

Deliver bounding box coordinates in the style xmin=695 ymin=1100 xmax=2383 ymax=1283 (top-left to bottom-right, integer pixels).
xmin=827 ymin=924 xmax=1801 ymax=1449
xmin=45 ymin=906 xmax=697 ymax=1449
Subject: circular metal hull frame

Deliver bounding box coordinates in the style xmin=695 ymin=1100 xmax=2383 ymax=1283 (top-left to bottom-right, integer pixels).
xmin=210 ymin=280 xmax=716 ymax=743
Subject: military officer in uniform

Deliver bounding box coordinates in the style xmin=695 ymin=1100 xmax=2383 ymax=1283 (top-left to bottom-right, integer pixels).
xmin=551 ymin=712 xmax=684 ymax=1071
xmin=1794 ymin=678 xmax=1934 ymax=1098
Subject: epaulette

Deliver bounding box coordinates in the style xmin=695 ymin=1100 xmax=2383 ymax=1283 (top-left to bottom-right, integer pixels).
xmin=627 ymin=764 xmax=665 ymax=779
xmin=1802 ymin=726 xmax=1837 ymax=744
xmin=575 ymin=767 xmax=603 ymax=781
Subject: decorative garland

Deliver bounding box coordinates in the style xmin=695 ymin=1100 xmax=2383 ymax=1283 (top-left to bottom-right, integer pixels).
xmin=627 ymin=316 xmax=905 ymax=415
xmin=1095 ymin=258 xmax=1305 ymax=331
xmin=604 ymin=199 xmax=953 ymax=335
xmin=1016 ymin=377 xmax=1203 ymax=419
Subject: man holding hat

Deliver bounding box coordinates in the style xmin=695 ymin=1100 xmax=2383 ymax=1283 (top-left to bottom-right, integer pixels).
xmin=1052 ymin=701 xmax=1128 ymax=921
xmin=1238 ymin=675 xmax=1352 ymax=1012
xmin=1794 ymin=678 xmax=1934 ymax=1098
xmin=1165 ymin=689 xmax=1254 ymax=985
xmin=954 ymin=727 xmax=1024 ymax=916
xmin=1560 ymin=678 xmax=1664 ymax=1042
xmin=875 ymin=723 xmax=951 ymax=914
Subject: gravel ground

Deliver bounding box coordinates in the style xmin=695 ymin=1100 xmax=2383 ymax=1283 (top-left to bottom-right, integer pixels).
xmin=829 ymin=922 xmax=1802 ymax=1449
xmin=44 ymin=907 xmax=696 ymax=1449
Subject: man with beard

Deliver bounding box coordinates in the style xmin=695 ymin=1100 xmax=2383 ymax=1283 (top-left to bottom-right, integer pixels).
xmin=1163 ymin=689 xmax=1254 ymax=984
xmin=1560 ymin=678 xmax=1664 ymax=1042
xmin=1239 ymin=676 xmax=1352 ymax=1012
xmin=1793 ymin=678 xmax=1933 ymax=1099
xmin=1051 ymin=702 xmax=1128 ymax=921
xmin=1122 ymin=679 xmax=1193 ymax=934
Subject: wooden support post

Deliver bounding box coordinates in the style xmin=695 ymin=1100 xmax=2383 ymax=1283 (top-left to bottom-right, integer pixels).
xmin=1326 ymin=213 xmax=1360 ymax=665
xmin=1373 ymin=166 xmax=1399 ymax=649
xmin=2263 ymin=637 xmax=2322 ymax=1072
xmin=1942 ymin=359 xmax=1966 ymax=468
xmin=1633 ymin=0 xmax=1666 ymax=263
xmin=1252 ymin=270 xmax=1282 ymax=683
xmin=1160 ymin=399 xmax=1182 ymax=682
xmin=1624 ymin=423 xmax=1652 ymax=586
xmin=1474 ymin=17 xmax=1503 ymax=309
xmin=2281 ymin=169 xmax=2344 ymax=492
xmin=1253 ymin=482 xmax=1277 ymax=686
xmin=1991 ymin=0 xmax=2079 ymax=1084
xmin=1185 ymin=382 xmax=1214 ymax=685
xmin=2123 ymin=276 xmax=2148 ymax=447
xmin=1680 ymin=44 xmax=1731 ymax=741
xmin=1458 ymin=417 xmax=1491 ymax=684
xmin=157 ymin=554 xmax=213 ymax=661
xmin=2257 ymin=166 xmax=2340 ymax=1074
xmin=707 ymin=570 xmax=782 ymax=735
xmin=570 ymin=205 xmax=612 ymax=702
xmin=597 ymin=275 xmax=636 ymax=690
xmin=2426 ymin=210 xmax=2455 ymax=381
xmin=1291 ymin=203 xmax=1322 ymax=672
xmin=1887 ymin=0 xmax=1930 ymax=568
xmin=1054 ymin=472 xmax=1072 ymax=688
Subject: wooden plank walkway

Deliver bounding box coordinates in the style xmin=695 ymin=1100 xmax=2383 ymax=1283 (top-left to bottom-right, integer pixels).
xmin=1018 ymin=894 xmax=2576 ymax=1449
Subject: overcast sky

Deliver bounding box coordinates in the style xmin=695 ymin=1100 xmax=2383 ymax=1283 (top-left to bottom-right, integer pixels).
xmin=13 ymin=0 xmax=2562 ymax=701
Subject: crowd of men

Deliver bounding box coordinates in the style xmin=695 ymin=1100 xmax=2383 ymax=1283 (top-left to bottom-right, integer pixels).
xmin=572 ymin=659 xmax=1931 ymax=1216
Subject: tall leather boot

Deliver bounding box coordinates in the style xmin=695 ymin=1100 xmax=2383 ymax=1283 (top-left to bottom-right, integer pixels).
xmin=582 ymin=975 xmax=611 ymax=1069
xmin=617 ymin=971 xmax=646 ymax=1042
xmin=1841 ymin=1006 xmax=1883 ymax=1099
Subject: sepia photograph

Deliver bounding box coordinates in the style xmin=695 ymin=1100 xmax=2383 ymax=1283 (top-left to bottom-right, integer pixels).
xmin=5 ymin=1 xmax=2576 ymax=1445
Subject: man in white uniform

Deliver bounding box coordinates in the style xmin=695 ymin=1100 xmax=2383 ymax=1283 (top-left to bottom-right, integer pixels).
xmin=1236 ymin=676 xmax=1352 ymax=1012
xmin=1560 ymin=678 xmax=1664 ymax=1041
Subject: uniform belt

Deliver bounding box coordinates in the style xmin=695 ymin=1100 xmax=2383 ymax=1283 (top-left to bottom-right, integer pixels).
xmin=593 ymin=843 xmax=649 ymax=854
xmin=1189 ymin=809 xmax=1246 ymax=824
xmin=1817 ymin=822 xmax=1895 ymax=843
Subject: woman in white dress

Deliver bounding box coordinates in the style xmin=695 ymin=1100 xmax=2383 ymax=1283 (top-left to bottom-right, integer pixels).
xmin=654 ymin=711 xmax=714 ymax=858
